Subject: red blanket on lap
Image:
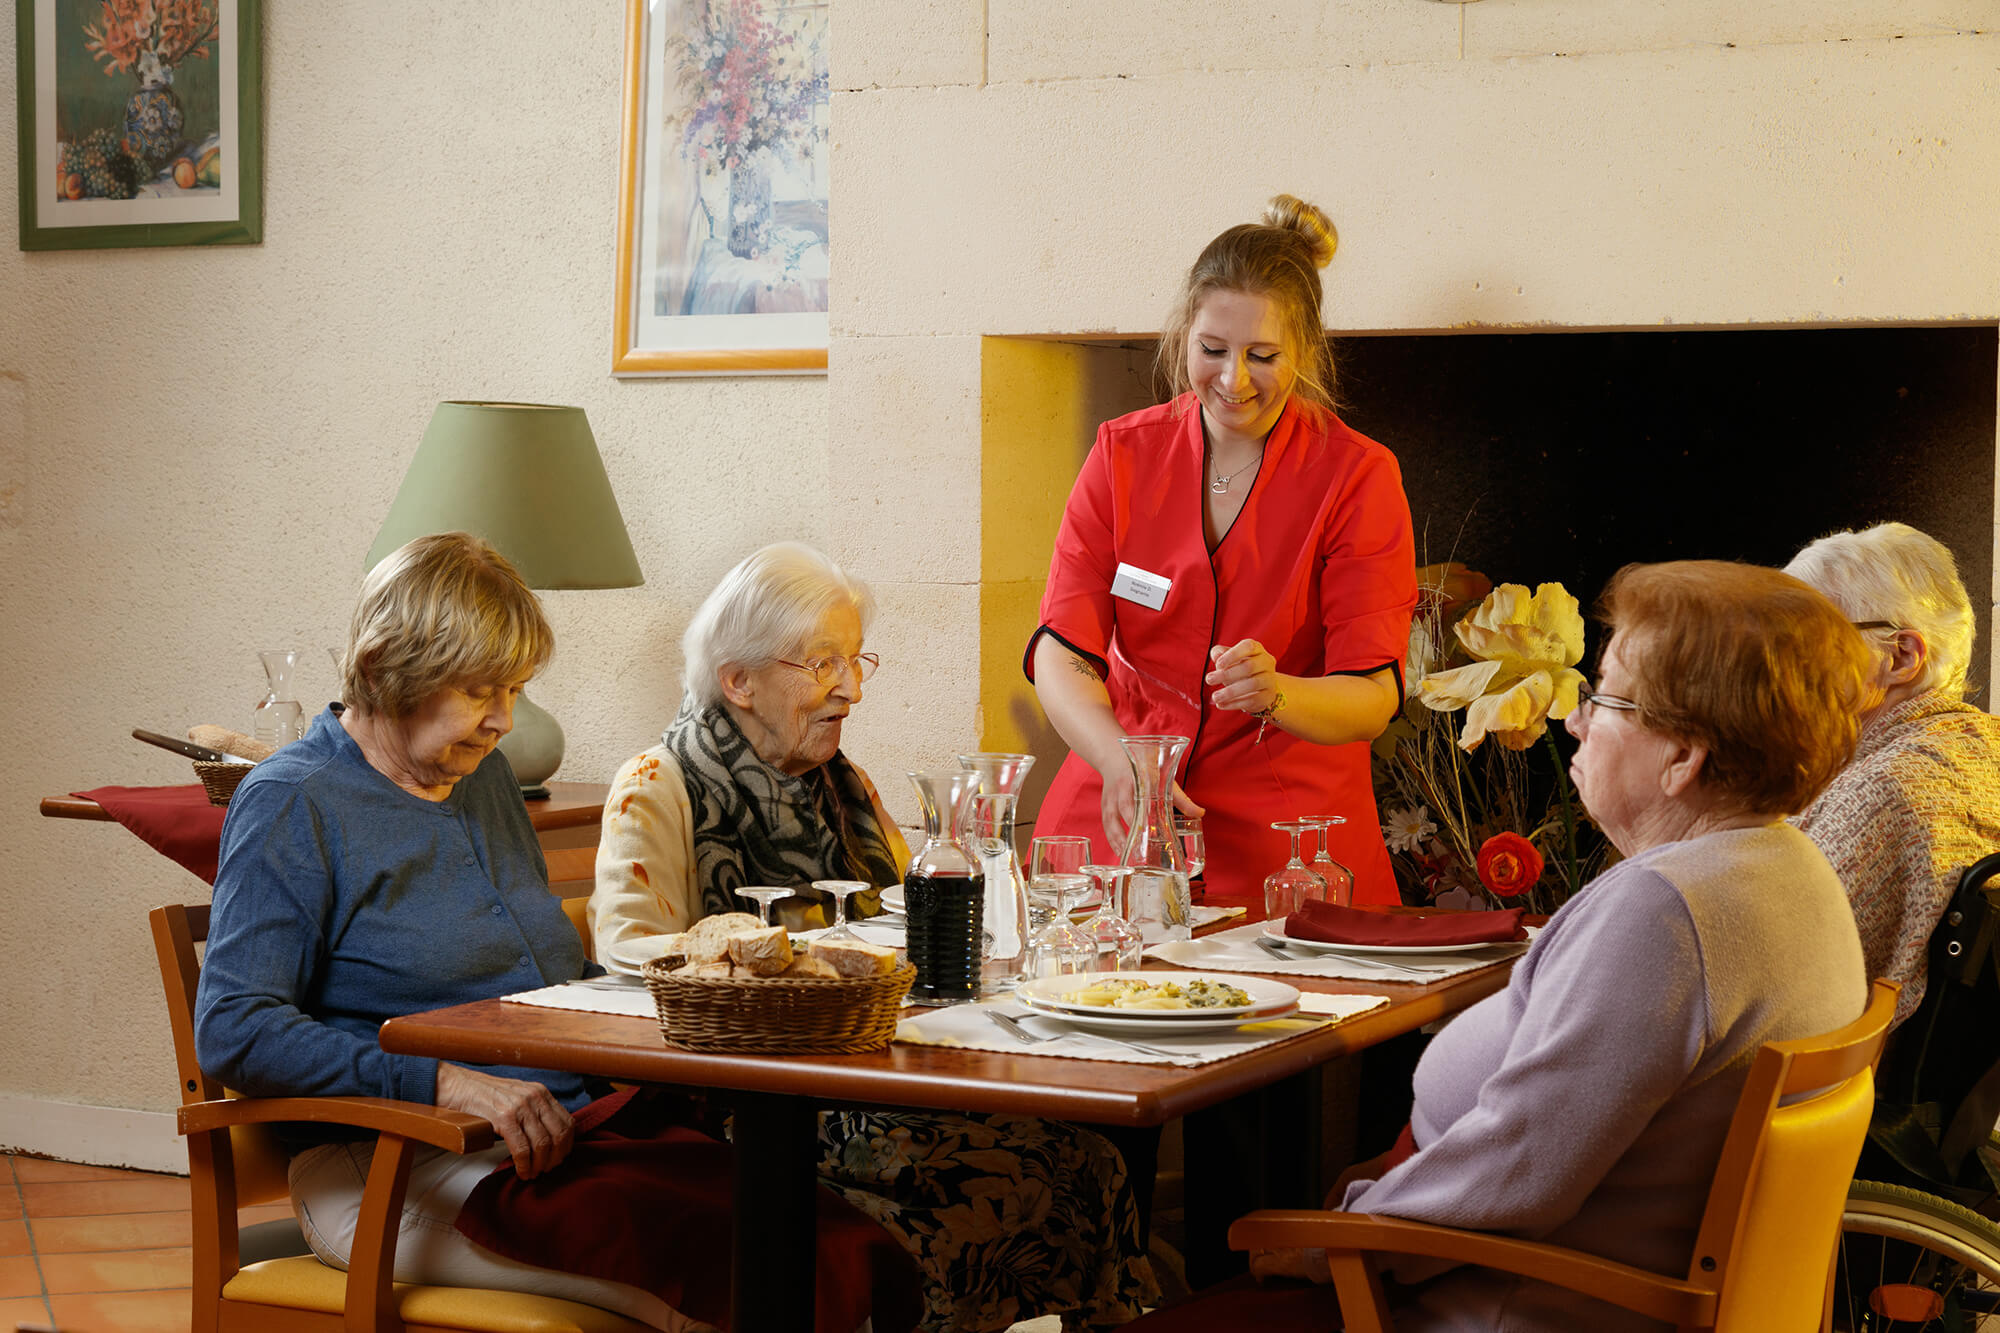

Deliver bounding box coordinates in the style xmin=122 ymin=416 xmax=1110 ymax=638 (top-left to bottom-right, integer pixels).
xmin=454 ymin=1087 xmax=921 ymax=1332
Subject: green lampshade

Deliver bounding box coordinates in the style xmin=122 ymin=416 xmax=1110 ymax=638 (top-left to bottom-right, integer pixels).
xmin=365 ymin=401 xmax=644 ymax=589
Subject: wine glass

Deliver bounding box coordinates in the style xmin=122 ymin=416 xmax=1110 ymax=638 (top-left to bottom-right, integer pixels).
xmin=1174 ymin=815 xmax=1206 ymax=903
xmin=735 ymin=885 xmax=793 ymax=927
xmin=1079 ymin=864 xmax=1143 ymax=972
xmin=1265 ymin=820 xmax=1328 ymax=921
xmin=811 ymin=879 xmax=872 ymax=943
xmin=1304 ymin=815 xmax=1355 ymax=908
xmin=1029 ymin=835 xmax=1092 ymax=929
xmin=1025 ymin=874 xmax=1096 ymax=978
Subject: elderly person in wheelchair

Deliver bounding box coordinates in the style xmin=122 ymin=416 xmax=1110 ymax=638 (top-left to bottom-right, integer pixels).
xmin=1786 ymin=521 xmax=2000 ymax=1028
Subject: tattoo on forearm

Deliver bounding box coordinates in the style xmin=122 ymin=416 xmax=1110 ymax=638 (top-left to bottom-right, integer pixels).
xmin=1067 ymin=655 xmax=1103 ymax=682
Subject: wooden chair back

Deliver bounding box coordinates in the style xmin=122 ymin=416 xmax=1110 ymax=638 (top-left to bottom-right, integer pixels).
xmin=543 ymin=846 xmax=598 ymax=962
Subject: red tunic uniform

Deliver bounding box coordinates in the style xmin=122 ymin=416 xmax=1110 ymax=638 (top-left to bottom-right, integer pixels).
xmin=1026 ymin=394 xmax=1417 ymax=907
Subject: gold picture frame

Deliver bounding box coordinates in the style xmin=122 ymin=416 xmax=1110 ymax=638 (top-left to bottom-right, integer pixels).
xmin=612 ymin=0 xmax=829 ymax=376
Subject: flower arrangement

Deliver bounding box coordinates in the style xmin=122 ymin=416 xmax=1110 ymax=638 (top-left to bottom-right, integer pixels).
xmin=1373 ymin=564 xmax=1601 ymax=915
xmin=673 ymin=0 xmax=826 ymax=174
xmin=83 ymin=0 xmax=216 ymax=87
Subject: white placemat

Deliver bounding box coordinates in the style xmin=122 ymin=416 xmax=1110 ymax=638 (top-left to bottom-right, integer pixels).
xmin=1148 ymin=920 xmax=1529 ymax=983
xmin=503 ymin=980 xmax=656 ymax=1019
xmin=892 ymin=992 xmax=1387 ymax=1067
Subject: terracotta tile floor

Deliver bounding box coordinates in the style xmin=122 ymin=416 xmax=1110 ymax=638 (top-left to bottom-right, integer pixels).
xmin=1 ymin=1153 xmax=288 ymax=1333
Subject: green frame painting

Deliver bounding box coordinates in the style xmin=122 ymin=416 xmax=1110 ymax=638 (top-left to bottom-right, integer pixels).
xmin=16 ymin=0 xmax=262 ymax=251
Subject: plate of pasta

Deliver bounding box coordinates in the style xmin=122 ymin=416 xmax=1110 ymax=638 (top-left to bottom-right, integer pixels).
xmin=1015 ymin=973 xmax=1299 ymax=1022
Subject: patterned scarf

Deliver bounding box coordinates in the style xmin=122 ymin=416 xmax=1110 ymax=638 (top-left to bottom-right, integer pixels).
xmin=663 ymin=698 xmax=901 ymax=923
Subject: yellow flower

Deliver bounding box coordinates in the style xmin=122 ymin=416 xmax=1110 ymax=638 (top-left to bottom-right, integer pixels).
xmin=1416 ymin=583 xmax=1586 ymax=751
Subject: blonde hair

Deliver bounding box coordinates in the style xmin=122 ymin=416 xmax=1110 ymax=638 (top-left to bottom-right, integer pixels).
xmin=1597 ymin=561 xmax=1874 ymax=816
xmin=344 ymin=532 xmax=554 ymax=718
xmin=1157 ymin=193 xmax=1340 ymax=415
xmin=682 ymin=542 xmax=876 ymax=710
xmin=1784 ymin=522 xmax=1976 ymax=700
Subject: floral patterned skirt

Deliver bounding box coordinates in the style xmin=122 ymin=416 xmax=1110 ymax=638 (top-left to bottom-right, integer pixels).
xmin=816 ymin=1110 xmax=1159 ymax=1332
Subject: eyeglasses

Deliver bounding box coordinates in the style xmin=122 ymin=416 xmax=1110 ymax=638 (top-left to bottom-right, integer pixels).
xmin=1576 ymin=682 xmax=1640 ymax=715
xmin=1851 ymin=621 xmax=1903 ymax=635
xmin=777 ymin=653 xmax=879 ymax=685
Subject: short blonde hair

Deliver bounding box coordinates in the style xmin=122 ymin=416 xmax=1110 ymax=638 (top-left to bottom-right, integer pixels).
xmin=1156 ymin=193 xmax=1341 ymax=416
xmin=1597 ymin=561 xmax=1874 ymax=817
xmin=682 ymin=543 xmax=875 ymax=710
xmin=344 ymin=532 xmax=554 ymax=718
xmin=1785 ymin=522 xmax=1977 ymax=700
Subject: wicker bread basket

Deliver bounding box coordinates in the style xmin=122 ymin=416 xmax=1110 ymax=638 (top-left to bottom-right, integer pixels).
xmin=641 ymin=957 xmax=915 ymax=1053
xmin=192 ymin=760 xmax=252 ymax=806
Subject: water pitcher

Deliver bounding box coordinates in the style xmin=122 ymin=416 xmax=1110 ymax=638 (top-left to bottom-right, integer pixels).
xmin=1118 ymin=734 xmax=1194 ymax=942
xmin=904 ymin=770 xmax=985 ymax=1005
xmin=252 ymin=650 xmax=305 ymax=747
xmin=956 ymin=752 xmax=1034 ymax=992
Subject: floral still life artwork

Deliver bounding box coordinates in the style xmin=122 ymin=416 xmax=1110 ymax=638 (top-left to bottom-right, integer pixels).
xmin=614 ymin=0 xmax=829 ymax=373
xmin=17 ymin=0 xmax=262 ymax=250
xmin=1373 ymin=565 xmax=1606 ymax=915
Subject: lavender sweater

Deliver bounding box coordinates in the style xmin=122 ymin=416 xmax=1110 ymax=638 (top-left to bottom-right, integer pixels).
xmin=1342 ymin=823 xmax=1866 ymax=1332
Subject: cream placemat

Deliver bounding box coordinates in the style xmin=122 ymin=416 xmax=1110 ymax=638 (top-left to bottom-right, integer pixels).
xmin=892 ymin=992 xmax=1387 ymax=1067
xmin=503 ymin=980 xmax=656 ymax=1019
xmin=1149 ymin=920 xmax=1530 ymax=983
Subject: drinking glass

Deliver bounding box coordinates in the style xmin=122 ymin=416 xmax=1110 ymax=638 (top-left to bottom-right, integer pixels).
xmin=1304 ymin=814 xmax=1355 ymax=908
xmin=1029 ymin=835 xmax=1093 ymax=928
xmin=1174 ymin=815 xmax=1206 ymax=903
xmin=735 ymin=886 xmax=793 ymax=927
xmin=1080 ymin=864 xmax=1143 ymax=972
xmin=811 ymin=880 xmax=872 ymax=943
xmin=1025 ymin=873 xmax=1096 ymax=978
xmin=1264 ymin=820 xmax=1328 ymax=920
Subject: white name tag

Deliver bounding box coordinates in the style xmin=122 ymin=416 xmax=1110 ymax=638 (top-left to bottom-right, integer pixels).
xmin=1111 ymin=562 xmax=1172 ymax=611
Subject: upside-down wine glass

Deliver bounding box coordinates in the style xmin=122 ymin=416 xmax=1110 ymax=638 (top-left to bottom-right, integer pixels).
xmin=1304 ymin=815 xmax=1355 ymax=908
xmin=1265 ymin=820 xmax=1328 ymax=921
xmin=811 ymin=879 xmax=872 ymax=943
xmin=735 ymin=885 xmax=794 ymax=927
xmin=1025 ymin=874 xmax=1096 ymax=978
xmin=1029 ymin=835 xmax=1092 ymax=930
xmin=1079 ymin=864 xmax=1143 ymax=972
xmin=1174 ymin=815 xmax=1206 ymax=904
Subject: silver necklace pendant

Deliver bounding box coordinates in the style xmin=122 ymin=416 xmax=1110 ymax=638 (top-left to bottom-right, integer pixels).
xmin=1209 ymin=476 xmax=1232 ymax=495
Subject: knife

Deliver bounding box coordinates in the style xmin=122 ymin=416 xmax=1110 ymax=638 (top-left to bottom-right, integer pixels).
xmin=133 ymin=728 xmax=253 ymax=764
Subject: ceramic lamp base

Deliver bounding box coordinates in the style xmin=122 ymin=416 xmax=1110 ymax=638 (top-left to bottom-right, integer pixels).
xmin=498 ymin=690 xmax=564 ymax=798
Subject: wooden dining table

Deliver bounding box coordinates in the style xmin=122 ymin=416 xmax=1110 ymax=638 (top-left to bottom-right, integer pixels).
xmin=378 ymin=953 xmax=1518 ymax=1331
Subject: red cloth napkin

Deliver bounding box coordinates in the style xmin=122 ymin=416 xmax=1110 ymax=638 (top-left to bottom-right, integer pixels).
xmin=455 ymin=1086 xmax=922 ymax=1333
xmin=1284 ymin=899 xmax=1526 ymax=947
xmin=73 ymin=785 xmax=229 ymax=884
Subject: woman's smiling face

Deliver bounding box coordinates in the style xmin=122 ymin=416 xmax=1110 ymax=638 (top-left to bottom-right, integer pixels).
xmin=1186 ymin=288 xmax=1298 ymax=451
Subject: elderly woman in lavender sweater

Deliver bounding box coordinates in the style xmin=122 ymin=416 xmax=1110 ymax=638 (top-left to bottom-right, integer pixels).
xmin=1152 ymin=562 xmax=1878 ymax=1333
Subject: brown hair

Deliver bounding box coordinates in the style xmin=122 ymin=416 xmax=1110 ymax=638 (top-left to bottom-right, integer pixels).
xmin=1156 ymin=193 xmax=1340 ymax=414
xmin=344 ymin=532 xmax=554 ymax=718
xmin=1596 ymin=560 xmax=1874 ymax=816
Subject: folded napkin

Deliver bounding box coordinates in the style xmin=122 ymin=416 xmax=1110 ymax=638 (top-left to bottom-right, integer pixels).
xmin=1286 ymin=900 xmax=1526 ymax=948
xmin=504 ymin=982 xmax=657 ymax=1019
xmin=74 ymin=784 xmax=228 ymax=883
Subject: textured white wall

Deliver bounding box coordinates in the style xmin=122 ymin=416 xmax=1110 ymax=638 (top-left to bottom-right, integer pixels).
xmin=1 ymin=1 xmax=1996 ymax=1147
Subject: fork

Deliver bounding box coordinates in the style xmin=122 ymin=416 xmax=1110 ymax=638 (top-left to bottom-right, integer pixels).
xmin=983 ymin=1008 xmax=1186 ymax=1060
xmin=1255 ymin=934 xmax=1440 ymax=980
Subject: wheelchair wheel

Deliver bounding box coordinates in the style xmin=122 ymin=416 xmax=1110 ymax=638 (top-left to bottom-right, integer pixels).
xmin=1835 ymin=1180 xmax=2000 ymax=1330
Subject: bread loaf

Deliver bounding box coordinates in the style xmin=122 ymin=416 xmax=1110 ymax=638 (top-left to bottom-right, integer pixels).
xmin=189 ymin=725 xmax=278 ymax=762
xmin=675 ymin=959 xmax=738 ymax=978
xmin=726 ymin=925 xmax=795 ymax=977
xmin=809 ymin=938 xmax=898 ymax=978
xmin=780 ymin=953 xmax=841 ymax=979
xmin=684 ymin=912 xmax=762 ymax=965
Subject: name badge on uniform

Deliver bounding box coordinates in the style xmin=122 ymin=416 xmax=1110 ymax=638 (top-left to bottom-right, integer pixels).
xmin=1111 ymin=562 xmax=1172 ymax=611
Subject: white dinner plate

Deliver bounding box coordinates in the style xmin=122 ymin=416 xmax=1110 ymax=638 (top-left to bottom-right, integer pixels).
xmin=1015 ymin=971 xmax=1299 ymax=1020
xmin=879 ymin=885 xmax=906 ymax=912
xmin=1261 ymin=923 xmax=1534 ymax=956
xmin=603 ymin=935 xmax=683 ymax=976
xmin=1012 ymin=1001 xmax=1301 ymax=1036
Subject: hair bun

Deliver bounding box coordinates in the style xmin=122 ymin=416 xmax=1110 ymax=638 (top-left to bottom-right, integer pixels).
xmin=1262 ymin=194 xmax=1337 ymax=268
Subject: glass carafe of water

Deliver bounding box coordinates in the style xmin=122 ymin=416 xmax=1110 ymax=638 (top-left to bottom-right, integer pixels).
xmin=1118 ymin=734 xmax=1193 ymax=942
xmin=252 ymin=650 xmax=304 ymax=747
xmin=957 ymin=751 xmax=1034 ymax=992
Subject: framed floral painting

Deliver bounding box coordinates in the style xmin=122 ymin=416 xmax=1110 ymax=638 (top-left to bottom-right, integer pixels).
xmin=15 ymin=0 xmax=262 ymax=251
xmin=612 ymin=0 xmax=828 ymax=375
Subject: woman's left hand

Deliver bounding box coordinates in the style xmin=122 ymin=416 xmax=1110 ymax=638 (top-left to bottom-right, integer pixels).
xmin=1206 ymin=640 xmax=1281 ymax=715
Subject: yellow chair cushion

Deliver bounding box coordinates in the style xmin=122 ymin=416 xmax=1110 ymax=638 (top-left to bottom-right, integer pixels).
xmin=223 ymin=1256 xmax=655 ymax=1332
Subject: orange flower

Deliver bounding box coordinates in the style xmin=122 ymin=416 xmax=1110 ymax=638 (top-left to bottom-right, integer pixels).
xmin=1476 ymin=833 xmax=1544 ymax=899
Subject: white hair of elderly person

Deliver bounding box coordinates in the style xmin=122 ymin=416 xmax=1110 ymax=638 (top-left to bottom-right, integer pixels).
xmin=1787 ymin=521 xmax=2000 ymax=1025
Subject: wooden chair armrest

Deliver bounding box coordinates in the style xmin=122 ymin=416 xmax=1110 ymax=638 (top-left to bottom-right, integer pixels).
xmin=1229 ymin=1211 xmax=1720 ymax=1327
xmin=179 ymin=1096 xmax=496 ymax=1154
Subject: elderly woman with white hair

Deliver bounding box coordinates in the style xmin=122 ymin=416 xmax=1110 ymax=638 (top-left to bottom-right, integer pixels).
xmin=591 ymin=541 xmax=1158 ymax=1333
xmin=1786 ymin=521 xmax=2000 ymax=1027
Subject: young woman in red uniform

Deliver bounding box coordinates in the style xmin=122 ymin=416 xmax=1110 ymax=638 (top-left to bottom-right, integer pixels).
xmin=1026 ymin=195 xmax=1417 ymax=907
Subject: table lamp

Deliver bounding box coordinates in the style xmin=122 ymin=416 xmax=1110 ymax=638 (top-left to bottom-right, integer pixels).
xmin=365 ymin=401 xmax=644 ymax=797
